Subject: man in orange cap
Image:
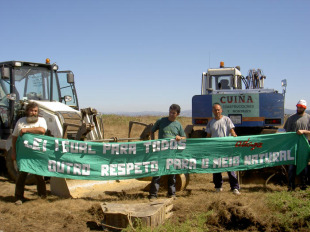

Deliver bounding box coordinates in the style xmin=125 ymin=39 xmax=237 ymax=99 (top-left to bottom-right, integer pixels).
xmin=284 ymin=99 xmax=310 ymax=191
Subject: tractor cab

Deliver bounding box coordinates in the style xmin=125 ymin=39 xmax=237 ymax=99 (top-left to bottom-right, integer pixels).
xmin=0 ymin=59 xmax=79 ymax=136
xmin=201 ymin=62 xmax=270 ymax=95
xmin=201 ymin=62 xmax=243 ymax=95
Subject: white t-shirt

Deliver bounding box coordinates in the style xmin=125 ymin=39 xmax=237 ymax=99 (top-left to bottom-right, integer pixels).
xmin=12 ymin=117 xmax=47 ymax=137
xmin=206 ymin=115 xmax=235 ymax=138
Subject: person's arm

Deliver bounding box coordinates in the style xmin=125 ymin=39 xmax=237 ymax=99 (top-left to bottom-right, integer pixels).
xmin=283 ymin=117 xmax=289 ymax=132
xmin=11 ymin=136 xmax=18 ymax=161
xmin=230 ymin=128 xmax=237 ymax=137
xmin=151 ymin=132 xmax=155 ymax=140
xmin=206 ymin=122 xmax=211 ymax=138
xmin=176 ymin=124 xmax=186 ymax=141
xmin=297 ymin=130 xmax=310 ymax=135
xmin=151 ymin=118 xmax=161 ymax=140
xmin=19 ymin=127 xmax=46 ymax=136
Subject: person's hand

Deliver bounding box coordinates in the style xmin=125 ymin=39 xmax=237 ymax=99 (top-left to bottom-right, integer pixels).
xmin=297 ymin=130 xmax=304 ymax=135
xmin=175 ymin=135 xmax=184 ymax=141
xmin=19 ymin=128 xmax=27 ymax=136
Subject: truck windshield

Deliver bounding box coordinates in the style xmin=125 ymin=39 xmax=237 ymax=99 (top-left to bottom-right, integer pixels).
xmin=212 ymin=75 xmax=232 ymax=90
xmin=14 ymin=66 xmax=51 ymax=101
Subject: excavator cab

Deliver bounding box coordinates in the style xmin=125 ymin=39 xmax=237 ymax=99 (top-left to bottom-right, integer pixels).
xmin=0 ymin=60 xmax=81 ymax=183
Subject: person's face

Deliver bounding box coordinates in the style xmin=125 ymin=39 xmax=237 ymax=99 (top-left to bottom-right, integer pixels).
xmin=212 ymin=104 xmax=222 ymax=119
xmin=27 ymin=107 xmax=39 ymax=117
xmin=168 ymin=109 xmax=179 ymax=121
xmin=297 ymin=106 xmax=306 ymax=115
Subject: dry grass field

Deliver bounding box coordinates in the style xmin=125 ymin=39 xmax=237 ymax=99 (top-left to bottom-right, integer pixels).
xmin=0 ymin=114 xmax=309 ymax=232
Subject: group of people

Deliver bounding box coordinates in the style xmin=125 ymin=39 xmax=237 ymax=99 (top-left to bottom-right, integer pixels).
xmin=148 ymin=100 xmax=310 ymax=200
xmin=11 ymin=99 xmax=310 ymax=204
xmin=148 ymin=103 xmax=241 ymax=201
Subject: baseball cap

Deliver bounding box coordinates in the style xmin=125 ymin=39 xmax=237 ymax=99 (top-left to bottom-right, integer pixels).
xmin=296 ymin=99 xmax=307 ymax=109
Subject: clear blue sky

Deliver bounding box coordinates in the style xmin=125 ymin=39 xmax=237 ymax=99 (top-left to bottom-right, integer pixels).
xmin=1 ymin=0 xmax=309 ymax=113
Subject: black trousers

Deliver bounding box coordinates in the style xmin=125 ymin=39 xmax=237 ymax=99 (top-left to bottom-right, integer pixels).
xmin=15 ymin=171 xmax=46 ymax=200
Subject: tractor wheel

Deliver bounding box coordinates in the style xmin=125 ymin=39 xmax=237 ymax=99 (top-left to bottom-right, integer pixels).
xmin=5 ymin=149 xmax=36 ymax=185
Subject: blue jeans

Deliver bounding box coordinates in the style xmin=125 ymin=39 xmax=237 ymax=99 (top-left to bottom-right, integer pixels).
xmin=288 ymin=165 xmax=307 ymax=190
xmin=149 ymin=175 xmax=176 ymax=197
xmin=213 ymin=171 xmax=239 ymax=190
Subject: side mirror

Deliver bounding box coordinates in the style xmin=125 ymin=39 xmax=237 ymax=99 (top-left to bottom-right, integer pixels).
xmin=64 ymin=95 xmax=72 ymax=102
xmin=1 ymin=67 xmax=10 ymax=79
xmin=67 ymin=73 xmax=74 ymax=83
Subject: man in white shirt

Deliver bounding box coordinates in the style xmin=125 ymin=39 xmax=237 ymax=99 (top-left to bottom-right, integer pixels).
xmin=206 ymin=103 xmax=241 ymax=195
xmin=12 ymin=102 xmax=47 ymax=205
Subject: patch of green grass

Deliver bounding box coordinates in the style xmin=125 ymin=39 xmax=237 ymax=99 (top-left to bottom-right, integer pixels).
xmin=122 ymin=211 xmax=213 ymax=232
xmin=266 ymin=190 xmax=310 ymax=230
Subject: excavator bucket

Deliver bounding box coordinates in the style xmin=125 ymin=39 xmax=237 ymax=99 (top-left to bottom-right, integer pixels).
xmin=50 ymin=177 xmax=151 ymax=198
xmin=50 ymin=175 xmax=190 ymax=199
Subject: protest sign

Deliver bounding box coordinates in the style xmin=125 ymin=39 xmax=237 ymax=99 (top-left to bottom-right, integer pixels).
xmin=16 ymin=132 xmax=310 ymax=180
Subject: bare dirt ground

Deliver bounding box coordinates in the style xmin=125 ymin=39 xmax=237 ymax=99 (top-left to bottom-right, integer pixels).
xmin=0 ymin=172 xmax=292 ymax=232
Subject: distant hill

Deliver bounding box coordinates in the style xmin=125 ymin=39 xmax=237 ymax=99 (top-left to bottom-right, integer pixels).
xmin=104 ymin=109 xmax=309 ymax=117
xmin=285 ymin=109 xmax=310 ymax=115
xmin=104 ymin=111 xmax=167 ymax=116
xmin=103 ymin=110 xmax=191 ymax=117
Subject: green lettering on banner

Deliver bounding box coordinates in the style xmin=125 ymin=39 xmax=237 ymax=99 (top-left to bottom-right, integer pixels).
xmin=16 ymin=132 xmax=310 ymax=180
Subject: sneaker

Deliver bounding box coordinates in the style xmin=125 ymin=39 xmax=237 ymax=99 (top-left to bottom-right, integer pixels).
xmin=15 ymin=200 xmax=23 ymax=205
xmin=215 ymin=188 xmax=223 ymax=193
xmin=148 ymin=195 xmax=157 ymax=202
xmin=233 ymin=189 xmax=241 ymax=195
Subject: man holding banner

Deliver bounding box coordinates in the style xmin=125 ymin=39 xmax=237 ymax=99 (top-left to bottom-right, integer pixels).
xmin=206 ymin=103 xmax=241 ymax=195
xmin=148 ymin=104 xmax=186 ymax=201
xmin=284 ymin=99 xmax=310 ymax=191
xmin=12 ymin=102 xmax=47 ymax=205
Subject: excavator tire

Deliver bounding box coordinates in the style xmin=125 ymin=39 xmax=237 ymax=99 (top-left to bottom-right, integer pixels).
xmin=5 ymin=149 xmax=36 ymax=185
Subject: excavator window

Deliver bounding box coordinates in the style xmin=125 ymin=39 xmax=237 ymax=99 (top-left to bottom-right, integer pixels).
xmin=14 ymin=66 xmax=50 ymax=100
xmin=0 ymin=80 xmax=9 ymax=130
